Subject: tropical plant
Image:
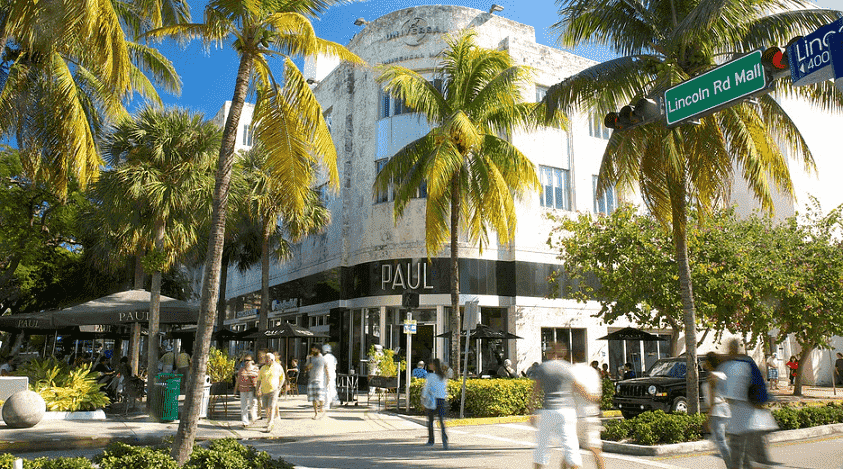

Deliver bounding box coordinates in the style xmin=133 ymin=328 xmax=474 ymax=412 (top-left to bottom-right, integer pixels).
xmin=367 ymin=345 xmax=405 ymax=378
xmin=206 ymin=347 xmax=236 ymax=384
xmin=375 ymin=30 xmax=563 ymax=375
xmin=543 ymin=0 xmax=843 ymax=413
xmin=97 ymin=105 xmax=221 ymax=400
xmin=18 ymin=358 xmax=110 ymax=412
xmin=238 ymin=144 xmax=330 ymax=347
xmin=0 ymin=0 xmax=187 ymax=197
xmin=144 ymin=1 xmax=364 ymax=461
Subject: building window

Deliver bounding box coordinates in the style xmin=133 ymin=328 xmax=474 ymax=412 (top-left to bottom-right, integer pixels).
xmin=540 ymin=165 xmax=571 ymax=211
xmin=243 ymin=124 xmax=253 ymax=147
xmin=375 ymin=158 xmax=392 ymax=203
xmin=379 ymin=89 xmax=410 ymax=119
xmin=324 ymin=107 xmax=332 ymax=133
xmin=588 ymin=113 xmax=611 ymax=140
xmin=593 ymin=175 xmax=616 ymax=215
xmin=541 ymin=327 xmax=586 ymax=363
xmin=536 ymin=85 xmax=548 ymax=103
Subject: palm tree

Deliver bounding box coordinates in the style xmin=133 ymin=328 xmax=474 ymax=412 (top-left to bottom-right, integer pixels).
xmin=144 ymin=1 xmax=363 ymax=462
xmin=543 ymin=0 xmax=842 ymax=411
xmin=375 ymin=30 xmax=562 ymax=376
xmin=0 ymin=0 xmax=187 ymax=196
xmin=98 ymin=105 xmax=221 ymax=405
xmin=239 ymin=143 xmax=330 ymax=349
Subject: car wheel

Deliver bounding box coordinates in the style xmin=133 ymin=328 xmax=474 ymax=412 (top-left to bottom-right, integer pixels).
xmin=671 ymin=396 xmax=688 ymax=413
xmin=621 ymin=411 xmax=637 ymax=419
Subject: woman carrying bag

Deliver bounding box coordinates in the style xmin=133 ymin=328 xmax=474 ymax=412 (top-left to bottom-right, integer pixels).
xmin=421 ymin=358 xmax=449 ymax=450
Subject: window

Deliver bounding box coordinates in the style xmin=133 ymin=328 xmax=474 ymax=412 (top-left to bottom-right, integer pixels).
xmin=323 ymin=107 xmax=332 ymax=133
xmin=243 ymin=124 xmax=253 ymax=147
xmin=536 ymin=85 xmax=548 ymax=103
xmin=540 ymin=165 xmax=571 ymax=210
xmin=593 ymin=175 xmax=617 ymax=215
xmin=588 ymin=113 xmax=612 ymax=140
xmin=380 ymin=91 xmax=391 ymax=119
xmin=541 ymin=327 xmax=586 ymax=363
xmin=379 ymin=89 xmax=410 ymax=119
xmin=375 ymin=158 xmax=392 ymax=203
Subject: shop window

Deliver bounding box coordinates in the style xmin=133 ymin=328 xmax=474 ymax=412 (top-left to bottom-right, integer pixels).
xmin=593 ymin=175 xmax=617 ymax=215
xmin=540 ymin=165 xmax=571 ymax=211
xmin=540 ymin=327 xmax=586 ymax=363
xmin=375 ymin=158 xmax=393 ymax=203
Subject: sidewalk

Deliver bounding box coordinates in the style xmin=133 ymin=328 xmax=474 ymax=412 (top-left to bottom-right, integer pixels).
xmin=0 ymin=394 xmax=424 ymax=455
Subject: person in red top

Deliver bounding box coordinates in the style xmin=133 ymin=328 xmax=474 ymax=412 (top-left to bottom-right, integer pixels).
xmin=236 ymin=355 xmax=259 ymax=427
xmin=786 ymin=356 xmax=799 ymax=387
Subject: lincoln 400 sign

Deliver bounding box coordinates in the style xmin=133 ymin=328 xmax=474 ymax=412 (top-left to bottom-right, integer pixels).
xmin=664 ymin=51 xmax=766 ymax=126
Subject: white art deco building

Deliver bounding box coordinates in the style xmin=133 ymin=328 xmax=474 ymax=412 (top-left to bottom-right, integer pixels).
xmin=208 ymin=4 xmax=841 ymax=384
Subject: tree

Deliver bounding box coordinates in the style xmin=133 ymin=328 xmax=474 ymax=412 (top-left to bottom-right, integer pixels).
xmin=98 ymin=105 xmax=220 ymax=402
xmin=145 ymin=1 xmax=362 ymax=462
xmin=239 ymin=144 xmax=330 ymax=350
xmin=375 ymin=30 xmax=562 ymax=376
xmin=543 ymin=0 xmax=842 ymax=414
xmin=0 ymin=0 xmax=186 ymax=196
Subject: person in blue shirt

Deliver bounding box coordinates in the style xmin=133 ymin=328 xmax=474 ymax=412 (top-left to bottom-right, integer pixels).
xmin=412 ymin=361 xmax=428 ymax=379
xmin=421 ymin=358 xmax=448 ymax=449
xmin=622 ymin=363 xmax=636 ymax=380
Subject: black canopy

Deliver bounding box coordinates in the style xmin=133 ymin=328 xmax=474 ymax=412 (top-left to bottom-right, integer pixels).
xmin=598 ymin=327 xmax=667 ymax=341
xmin=49 ymin=290 xmax=198 ymax=327
xmin=436 ymin=324 xmax=522 ymax=340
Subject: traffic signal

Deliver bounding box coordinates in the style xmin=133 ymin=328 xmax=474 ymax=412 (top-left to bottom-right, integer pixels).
xmin=761 ymin=47 xmax=790 ymax=81
xmin=604 ymin=98 xmax=662 ymax=131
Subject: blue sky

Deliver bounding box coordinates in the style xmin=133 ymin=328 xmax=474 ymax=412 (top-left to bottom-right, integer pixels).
xmin=154 ymin=0 xmax=840 ymax=118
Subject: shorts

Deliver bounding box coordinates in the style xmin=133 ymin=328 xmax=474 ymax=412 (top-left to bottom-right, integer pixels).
xmin=307 ymin=381 xmax=325 ymax=402
xmin=767 ymin=368 xmax=778 ymax=380
xmin=260 ymin=389 xmax=279 ymax=415
xmin=577 ymin=416 xmax=602 ymax=449
xmin=533 ymin=408 xmax=582 ymax=467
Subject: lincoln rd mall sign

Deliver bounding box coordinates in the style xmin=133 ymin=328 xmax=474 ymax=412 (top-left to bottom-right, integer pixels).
xmin=664 ymin=50 xmax=766 ymax=126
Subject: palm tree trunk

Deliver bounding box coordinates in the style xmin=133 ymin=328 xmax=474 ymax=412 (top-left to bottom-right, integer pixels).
xmin=449 ymin=177 xmax=461 ymax=376
xmin=130 ymin=253 xmax=144 ymax=376
xmin=793 ymin=344 xmax=813 ymax=397
xmin=146 ymin=218 xmax=165 ymax=410
xmin=216 ymin=252 xmax=229 ymax=334
xmin=258 ymin=219 xmax=272 ymax=351
xmin=171 ymin=52 xmax=254 ymax=466
xmin=671 ymin=190 xmax=700 ymax=414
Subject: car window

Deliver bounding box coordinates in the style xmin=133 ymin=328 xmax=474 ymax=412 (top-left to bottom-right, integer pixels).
xmin=648 ymin=361 xmax=686 ymax=378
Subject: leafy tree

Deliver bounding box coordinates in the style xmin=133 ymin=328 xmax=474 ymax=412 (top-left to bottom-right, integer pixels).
xmin=543 ymin=0 xmax=842 ymax=413
xmin=376 ymin=30 xmax=563 ymax=375
xmin=239 ymin=144 xmax=330 ymax=349
xmin=144 ymin=1 xmax=362 ymax=462
xmin=98 ymin=105 xmax=220 ymax=402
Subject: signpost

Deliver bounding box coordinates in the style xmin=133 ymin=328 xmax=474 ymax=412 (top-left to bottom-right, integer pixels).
xmin=664 ymin=50 xmax=766 ymax=126
xmin=404 ymin=315 xmax=416 ymax=412
xmin=459 ymin=300 xmax=480 ymax=419
xmin=787 ymin=18 xmax=843 ymax=87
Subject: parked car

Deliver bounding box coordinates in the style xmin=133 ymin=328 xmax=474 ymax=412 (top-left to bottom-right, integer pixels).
xmin=612 ymin=356 xmax=710 ymax=419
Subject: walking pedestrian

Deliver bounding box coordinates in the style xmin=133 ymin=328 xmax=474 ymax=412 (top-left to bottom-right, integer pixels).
xmin=305 ymin=344 xmax=328 ymax=419
xmin=718 ymin=339 xmax=778 ymax=469
xmin=255 ymin=353 xmax=285 ymax=433
xmin=704 ymin=352 xmax=730 ymax=464
xmin=835 ymin=352 xmax=843 ymax=386
xmin=422 ymin=358 xmax=449 ymax=449
xmin=159 ymin=346 xmax=174 ymax=373
xmin=786 ymin=356 xmax=798 ymax=387
xmin=323 ymin=344 xmax=339 ymax=409
xmin=176 ymin=347 xmax=191 ymax=394
xmin=236 ymin=355 xmax=259 ymax=427
xmin=413 ymin=361 xmax=429 ymax=379
xmin=572 ymin=360 xmax=605 ymax=469
xmin=765 ymin=353 xmax=780 ymax=390
xmin=530 ymin=342 xmax=581 ymax=469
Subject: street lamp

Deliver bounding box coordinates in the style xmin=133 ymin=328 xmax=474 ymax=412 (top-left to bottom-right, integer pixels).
xmin=488 ymin=4 xmax=504 ymax=13
xmin=354 ymin=18 xmax=368 ymax=26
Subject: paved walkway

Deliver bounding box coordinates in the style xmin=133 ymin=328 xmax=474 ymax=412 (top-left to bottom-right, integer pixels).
xmin=0 ymin=393 xmax=424 ymax=454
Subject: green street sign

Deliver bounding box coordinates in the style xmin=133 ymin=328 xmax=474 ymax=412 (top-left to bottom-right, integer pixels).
xmin=664 ymin=50 xmax=766 ymax=126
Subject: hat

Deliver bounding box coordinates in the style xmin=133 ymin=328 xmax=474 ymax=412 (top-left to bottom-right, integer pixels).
xmin=322 ymin=344 xmax=332 ymax=354
xmin=265 ymin=353 xmax=275 ymax=361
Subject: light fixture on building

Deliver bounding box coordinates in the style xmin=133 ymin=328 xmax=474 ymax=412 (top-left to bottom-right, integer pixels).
xmin=488 ymin=4 xmax=504 ymax=13
xmin=354 ymin=17 xmax=368 ymax=26
xmin=306 ymin=78 xmax=320 ymax=85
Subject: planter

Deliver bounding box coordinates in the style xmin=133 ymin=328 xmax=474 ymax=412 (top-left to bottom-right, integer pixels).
xmin=41 ymin=409 xmax=107 ymax=420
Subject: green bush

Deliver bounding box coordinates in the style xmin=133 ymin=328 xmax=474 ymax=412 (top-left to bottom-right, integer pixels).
xmin=601 ymin=410 xmax=705 ymax=445
xmin=0 ymin=454 xmax=94 ymax=469
xmin=93 ymin=443 xmax=178 ymax=469
xmin=600 ymin=378 xmax=615 ymax=411
xmin=15 ymin=357 xmax=109 ymax=411
xmin=408 ymin=377 xmax=538 ymax=417
xmin=207 ymin=348 xmax=237 ymax=384
xmin=773 ymin=402 xmax=843 ymax=430
xmin=184 ymin=439 xmax=293 ymax=469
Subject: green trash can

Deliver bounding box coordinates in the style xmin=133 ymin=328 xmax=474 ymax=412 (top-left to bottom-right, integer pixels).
xmin=151 ymin=373 xmax=182 ymax=422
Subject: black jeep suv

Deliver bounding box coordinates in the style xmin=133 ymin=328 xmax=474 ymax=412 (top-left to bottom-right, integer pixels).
xmin=612 ymin=356 xmax=710 ymax=419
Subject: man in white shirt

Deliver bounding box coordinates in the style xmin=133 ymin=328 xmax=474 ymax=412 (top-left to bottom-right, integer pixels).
xmin=571 ymin=361 xmax=605 ymax=469
xmin=766 ymin=353 xmax=781 ymax=390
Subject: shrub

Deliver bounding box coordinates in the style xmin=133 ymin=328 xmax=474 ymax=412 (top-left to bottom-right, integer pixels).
xmin=16 ymin=357 xmax=109 ymax=411
xmin=601 ymin=410 xmax=705 ymax=445
xmin=367 ymin=346 xmax=405 ymax=378
xmin=600 ymin=378 xmax=615 ymax=411
xmin=0 ymin=455 xmax=94 ymax=469
xmin=93 ymin=442 xmax=179 ymax=469
xmin=409 ymin=378 xmax=537 ymax=417
xmin=184 ymin=438 xmax=293 ymax=469
xmin=207 ymin=348 xmax=236 ymax=384
xmin=773 ymin=402 xmax=843 ymax=430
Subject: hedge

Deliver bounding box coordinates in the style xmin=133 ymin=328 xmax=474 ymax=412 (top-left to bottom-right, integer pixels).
xmin=0 ymin=439 xmax=294 ymax=469
xmin=408 ymin=377 xmax=541 ymax=417
xmin=603 ymin=403 xmax=843 ymax=445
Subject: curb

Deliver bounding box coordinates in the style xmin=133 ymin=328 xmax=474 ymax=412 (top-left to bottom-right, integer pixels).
xmin=602 ymin=422 xmax=843 ymax=456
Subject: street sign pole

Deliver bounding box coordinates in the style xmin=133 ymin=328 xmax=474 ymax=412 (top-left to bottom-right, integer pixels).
xmin=404 ymin=313 xmax=414 ymax=412
xmin=459 ymin=300 xmax=479 ymax=419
